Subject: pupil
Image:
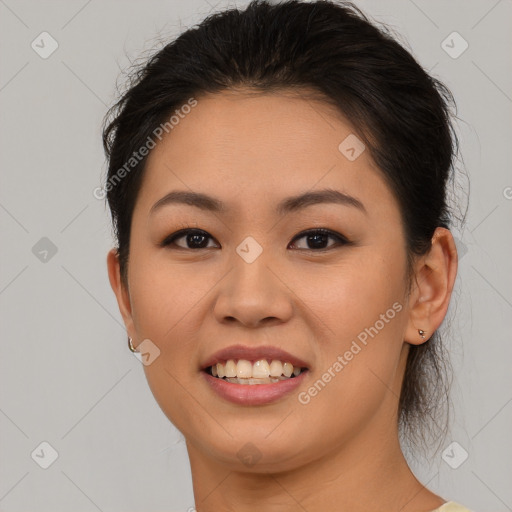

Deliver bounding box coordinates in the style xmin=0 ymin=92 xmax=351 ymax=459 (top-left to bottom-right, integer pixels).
xmin=188 ymin=233 xmax=207 ymax=248
xmin=308 ymin=233 xmax=327 ymax=249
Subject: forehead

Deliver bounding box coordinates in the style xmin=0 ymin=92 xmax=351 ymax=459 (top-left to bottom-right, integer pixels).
xmin=150 ymin=89 xmax=359 ymax=168
xmin=136 ymin=89 xmax=396 ymax=219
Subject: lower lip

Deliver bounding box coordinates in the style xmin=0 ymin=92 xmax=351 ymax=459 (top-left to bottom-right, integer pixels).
xmin=202 ymin=370 xmax=309 ymax=405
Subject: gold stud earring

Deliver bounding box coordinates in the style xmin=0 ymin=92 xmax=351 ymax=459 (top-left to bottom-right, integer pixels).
xmin=418 ymin=329 xmax=426 ymax=340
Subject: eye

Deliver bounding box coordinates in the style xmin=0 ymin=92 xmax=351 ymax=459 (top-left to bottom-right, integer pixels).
xmin=160 ymin=227 xmax=350 ymax=251
xmin=288 ymin=228 xmax=349 ymax=251
xmin=160 ymin=228 xmax=218 ymax=250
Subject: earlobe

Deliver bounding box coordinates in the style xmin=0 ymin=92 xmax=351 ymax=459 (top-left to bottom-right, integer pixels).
xmin=106 ymin=248 xmax=135 ymax=336
xmin=405 ymin=227 xmax=458 ymax=345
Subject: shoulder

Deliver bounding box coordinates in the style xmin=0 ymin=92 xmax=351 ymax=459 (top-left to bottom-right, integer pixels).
xmin=430 ymin=501 xmax=475 ymax=512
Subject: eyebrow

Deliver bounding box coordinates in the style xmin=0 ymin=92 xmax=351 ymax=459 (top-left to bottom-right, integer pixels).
xmin=149 ymin=188 xmax=367 ymax=216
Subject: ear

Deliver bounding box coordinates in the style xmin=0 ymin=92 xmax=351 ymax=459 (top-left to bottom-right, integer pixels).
xmin=106 ymin=248 xmax=135 ymax=339
xmin=404 ymin=227 xmax=458 ymax=345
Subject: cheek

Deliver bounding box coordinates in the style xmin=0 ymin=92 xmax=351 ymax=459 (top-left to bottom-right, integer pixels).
xmin=292 ymin=246 xmax=407 ymax=340
xmin=128 ymin=254 xmax=212 ymax=435
xmin=297 ymin=245 xmax=407 ymax=404
xmin=128 ymin=248 xmax=208 ymax=342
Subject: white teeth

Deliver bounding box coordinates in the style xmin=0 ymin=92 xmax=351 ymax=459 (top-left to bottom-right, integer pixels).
xmin=269 ymin=360 xmax=283 ymax=377
xmin=236 ymin=359 xmax=253 ymax=379
xmin=225 ymin=359 xmax=237 ymax=378
xmin=209 ymin=358 xmax=305 ymax=382
xmin=252 ymin=360 xmax=270 ymax=378
xmin=283 ymin=362 xmax=293 ymax=378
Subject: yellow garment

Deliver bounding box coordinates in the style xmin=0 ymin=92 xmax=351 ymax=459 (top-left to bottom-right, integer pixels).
xmin=430 ymin=501 xmax=473 ymax=512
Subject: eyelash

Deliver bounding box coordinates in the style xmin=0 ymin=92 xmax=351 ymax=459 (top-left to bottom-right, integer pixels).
xmin=160 ymin=225 xmax=350 ymax=252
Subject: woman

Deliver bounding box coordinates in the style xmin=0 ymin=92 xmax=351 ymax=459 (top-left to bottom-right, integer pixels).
xmin=102 ymin=1 xmax=471 ymax=510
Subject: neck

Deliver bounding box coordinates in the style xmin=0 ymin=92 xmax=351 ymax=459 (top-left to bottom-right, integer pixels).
xmin=185 ymin=413 xmax=444 ymax=512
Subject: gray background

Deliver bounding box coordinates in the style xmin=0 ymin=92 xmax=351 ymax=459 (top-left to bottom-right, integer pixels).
xmin=0 ymin=0 xmax=511 ymax=510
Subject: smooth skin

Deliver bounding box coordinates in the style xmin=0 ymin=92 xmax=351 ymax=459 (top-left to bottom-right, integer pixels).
xmin=107 ymin=89 xmax=458 ymax=512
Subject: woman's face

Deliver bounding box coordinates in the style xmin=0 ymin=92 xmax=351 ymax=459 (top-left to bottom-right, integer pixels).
xmin=111 ymin=90 xmax=416 ymax=472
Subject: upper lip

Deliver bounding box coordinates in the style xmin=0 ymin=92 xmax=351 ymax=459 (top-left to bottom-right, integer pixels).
xmin=200 ymin=344 xmax=310 ymax=370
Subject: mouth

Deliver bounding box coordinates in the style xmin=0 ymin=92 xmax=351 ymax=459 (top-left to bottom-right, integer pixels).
xmin=203 ymin=358 xmax=309 ymax=385
xmin=200 ymin=344 xmax=311 ymax=388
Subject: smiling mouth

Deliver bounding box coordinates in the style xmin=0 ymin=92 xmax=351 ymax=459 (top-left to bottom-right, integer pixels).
xmin=204 ymin=358 xmax=308 ymax=385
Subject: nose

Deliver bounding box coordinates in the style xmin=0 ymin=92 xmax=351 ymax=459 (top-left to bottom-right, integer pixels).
xmin=213 ymin=246 xmax=294 ymax=328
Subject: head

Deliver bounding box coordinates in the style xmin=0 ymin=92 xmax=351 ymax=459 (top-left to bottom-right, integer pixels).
xmin=103 ymin=0 xmax=459 ymax=469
